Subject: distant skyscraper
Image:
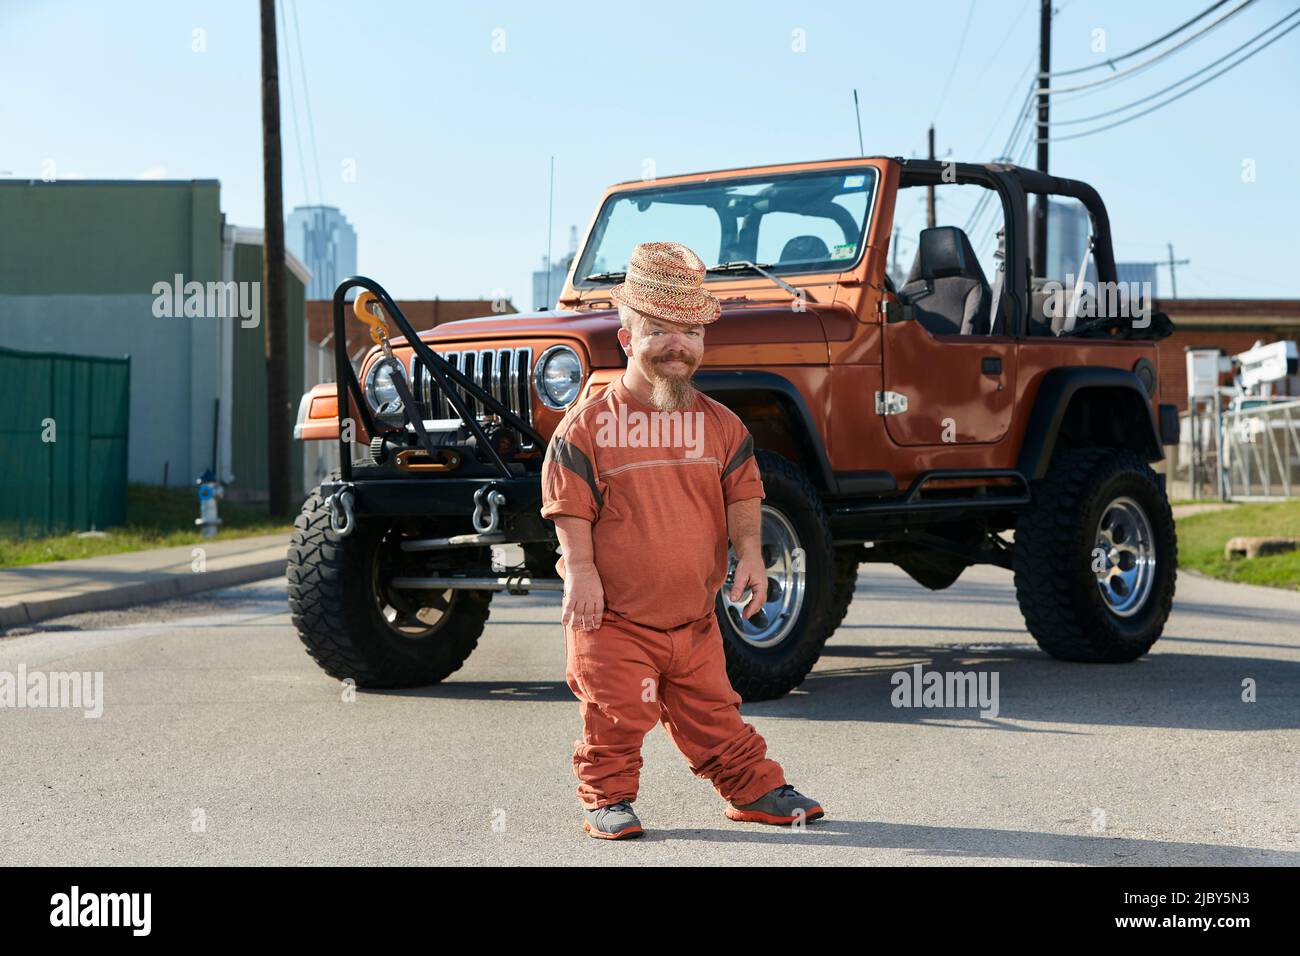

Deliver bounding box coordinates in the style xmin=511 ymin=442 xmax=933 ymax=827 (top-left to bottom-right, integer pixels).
xmin=1037 ymin=199 xmax=1158 ymax=295
xmin=1116 ymin=261 xmax=1158 ymax=297
xmin=287 ymin=205 xmax=357 ymax=300
xmin=1043 ymin=199 xmax=1091 ymax=283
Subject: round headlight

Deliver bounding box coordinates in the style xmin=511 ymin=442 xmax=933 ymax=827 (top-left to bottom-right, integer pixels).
xmin=534 ymin=345 xmax=583 ymax=409
xmin=364 ymin=359 xmax=403 ymax=411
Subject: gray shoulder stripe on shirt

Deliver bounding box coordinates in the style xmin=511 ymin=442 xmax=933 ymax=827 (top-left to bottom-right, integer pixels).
xmin=548 ymin=435 xmax=604 ymax=509
xmin=720 ymin=433 xmax=755 ymax=482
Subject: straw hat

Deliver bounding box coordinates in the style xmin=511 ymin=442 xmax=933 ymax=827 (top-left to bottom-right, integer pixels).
xmin=610 ymin=241 xmax=721 ymax=325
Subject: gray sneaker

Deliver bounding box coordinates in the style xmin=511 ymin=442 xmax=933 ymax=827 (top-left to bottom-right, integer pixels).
xmin=583 ymin=800 xmax=644 ymax=839
xmin=725 ymin=784 xmax=824 ymax=825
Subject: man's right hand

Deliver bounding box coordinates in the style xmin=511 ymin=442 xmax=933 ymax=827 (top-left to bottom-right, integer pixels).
xmin=561 ymin=562 xmax=605 ymax=632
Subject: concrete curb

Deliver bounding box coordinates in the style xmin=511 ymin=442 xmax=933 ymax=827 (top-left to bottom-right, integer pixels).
xmin=0 ymin=559 xmax=287 ymax=630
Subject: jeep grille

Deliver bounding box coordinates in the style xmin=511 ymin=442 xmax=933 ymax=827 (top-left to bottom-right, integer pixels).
xmin=409 ymin=347 xmax=536 ymax=450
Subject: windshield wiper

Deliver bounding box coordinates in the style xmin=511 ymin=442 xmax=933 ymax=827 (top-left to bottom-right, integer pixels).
xmin=706 ymin=261 xmax=817 ymax=303
xmin=584 ymin=271 xmax=626 ymax=282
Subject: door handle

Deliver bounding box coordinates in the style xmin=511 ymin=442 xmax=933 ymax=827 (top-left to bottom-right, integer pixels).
xmin=981 ymin=356 xmax=1003 ymax=375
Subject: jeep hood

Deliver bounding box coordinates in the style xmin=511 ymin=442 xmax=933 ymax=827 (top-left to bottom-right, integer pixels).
xmin=401 ymin=303 xmax=831 ymax=368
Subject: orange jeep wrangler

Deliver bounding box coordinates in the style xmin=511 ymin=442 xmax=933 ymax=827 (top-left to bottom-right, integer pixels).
xmin=288 ymin=157 xmax=1180 ymax=701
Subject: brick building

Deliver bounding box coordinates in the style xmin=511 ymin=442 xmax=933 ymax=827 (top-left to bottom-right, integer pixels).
xmin=306 ymin=297 xmax=516 ymax=367
xmin=1154 ymin=299 xmax=1300 ymax=410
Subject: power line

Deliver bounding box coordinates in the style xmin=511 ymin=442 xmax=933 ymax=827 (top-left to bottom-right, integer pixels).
xmin=963 ymin=81 xmax=1036 ymax=233
xmin=289 ymin=0 xmax=325 ymax=206
xmin=276 ymin=0 xmax=312 ymax=207
xmin=964 ymin=0 xmax=1036 ymax=160
xmin=964 ymin=0 xmax=1259 ymax=236
xmin=961 ymin=0 xmax=1276 ymax=254
xmin=972 ymin=126 xmax=1034 ymax=254
xmin=966 ymin=130 xmax=1028 ymax=251
xmin=1037 ymin=0 xmax=1256 ymax=98
xmin=966 ymin=81 xmax=1035 ymax=227
xmin=933 ymin=0 xmax=978 ymax=120
xmin=1043 ymin=7 xmax=1300 ymax=126
xmin=1037 ymin=15 xmax=1300 ymax=142
xmin=961 ymin=3 xmax=1255 ymax=258
xmin=971 ymin=59 xmax=1035 ymax=157
xmin=1049 ymin=0 xmax=1231 ymax=76
xmin=990 ymin=81 xmax=1039 ymax=163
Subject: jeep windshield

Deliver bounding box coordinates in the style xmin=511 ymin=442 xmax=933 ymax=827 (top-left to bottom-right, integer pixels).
xmin=573 ymin=167 xmax=878 ymax=287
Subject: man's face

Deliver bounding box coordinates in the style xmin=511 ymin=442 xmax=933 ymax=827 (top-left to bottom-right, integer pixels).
xmin=618 ymin=308 xmax=706 ymax=411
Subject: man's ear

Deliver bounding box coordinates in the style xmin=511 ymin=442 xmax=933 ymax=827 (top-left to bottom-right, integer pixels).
xmin=616 ymin=327 xmax=631 ymax=352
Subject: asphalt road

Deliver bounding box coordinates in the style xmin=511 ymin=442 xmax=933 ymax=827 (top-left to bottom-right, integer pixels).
xmin=1 ymin=562 xmax=1296 ymax=866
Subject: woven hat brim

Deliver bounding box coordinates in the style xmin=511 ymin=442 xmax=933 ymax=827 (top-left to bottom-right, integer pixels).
xmin=610 ymin=282 xmax=721 ymax=325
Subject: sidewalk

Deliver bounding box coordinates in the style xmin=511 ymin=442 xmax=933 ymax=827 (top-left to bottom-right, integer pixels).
xmin=0 ymin=533 xmax=291 ymax=629
xmin=1171 ymin=502 xmax=1238 ymax=519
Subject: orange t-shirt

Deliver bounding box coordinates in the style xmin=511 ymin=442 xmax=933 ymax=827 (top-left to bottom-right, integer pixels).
xmin=540 ymin=373 xmax=765 ymax=630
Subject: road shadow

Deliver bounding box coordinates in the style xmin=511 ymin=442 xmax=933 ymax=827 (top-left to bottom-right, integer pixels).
xmin=747 ymin=639 xmax=1299 ymax=731
xmin=361 ymin=567 xmax=1298 ymax=732
xmin=365 ymin=637 xmax=1298 ymax=733
xmin=627 ymin=820 xmax=1298 ymax=864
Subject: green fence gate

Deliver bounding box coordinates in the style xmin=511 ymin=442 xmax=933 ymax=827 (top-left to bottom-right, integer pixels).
xmin=0 ymin=346 xmax=130 ymax=537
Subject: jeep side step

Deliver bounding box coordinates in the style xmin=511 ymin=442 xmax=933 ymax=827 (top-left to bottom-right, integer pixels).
xmin=828 ymin=469 xmax=1030 ymax=516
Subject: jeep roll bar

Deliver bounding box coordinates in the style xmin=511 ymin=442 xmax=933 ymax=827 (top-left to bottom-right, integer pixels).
xmin=893 ymin=160 xmax=1121 ymax=338
xmin=330 ymin=277 xmax=546 ymax=483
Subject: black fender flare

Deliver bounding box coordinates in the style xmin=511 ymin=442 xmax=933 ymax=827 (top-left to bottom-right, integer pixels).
xmin=692 ymin=369 xmax=840 ymax=494
xmin=1017 ymin=366 xmax=1163 ymax=480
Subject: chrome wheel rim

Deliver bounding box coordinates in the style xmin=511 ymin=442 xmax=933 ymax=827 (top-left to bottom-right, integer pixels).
xmin=720 ymin=505 xmax=806 ymax=648
xmin=373 ymin=533 xmax=453 ymax=640
xmin=1094 ymin=496 xmax=1155 ymax=618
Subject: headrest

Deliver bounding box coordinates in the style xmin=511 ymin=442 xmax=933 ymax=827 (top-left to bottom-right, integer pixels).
xmin=779 ymin=235 xmax=831 ymax=263
xmin=905 ymin=226 xmax=985 ymax=284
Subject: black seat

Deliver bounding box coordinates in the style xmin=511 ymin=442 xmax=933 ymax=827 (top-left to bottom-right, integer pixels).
xmin=899 ymin=226 xmax=991 ymax=336
xmin=778 ymin=235 xmax=830 ymax=264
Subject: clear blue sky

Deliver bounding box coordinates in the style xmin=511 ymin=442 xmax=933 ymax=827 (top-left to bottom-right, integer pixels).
xmin=2 ymin=0 xmax=1297 ymax=303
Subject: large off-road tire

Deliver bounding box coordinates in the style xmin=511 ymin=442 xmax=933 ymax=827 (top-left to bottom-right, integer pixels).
xmin=827 ymin=545 xmax=862 ymax=632
xmin=1013 ymin=448 xmax=1177 ymax=662
xmin=286 ymin=480 xmax=493 ymax=687
xmin=716 ymin=450 xmax=859 ymax=702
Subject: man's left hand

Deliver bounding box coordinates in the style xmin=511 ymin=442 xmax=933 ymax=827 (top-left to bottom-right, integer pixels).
xmin=730 ymin=552 xmax=767 ymax=620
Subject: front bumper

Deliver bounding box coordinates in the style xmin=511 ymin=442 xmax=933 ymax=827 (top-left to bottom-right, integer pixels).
xmin=321 ymin=474 xmax=551 ymax=540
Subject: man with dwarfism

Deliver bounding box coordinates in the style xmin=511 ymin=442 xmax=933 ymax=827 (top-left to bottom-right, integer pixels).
xmin=541 ymin=241 xmax=824 ymax=839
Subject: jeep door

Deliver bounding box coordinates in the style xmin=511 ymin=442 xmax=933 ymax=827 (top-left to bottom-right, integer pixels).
xmin=880 ymin=274 xmax=1018 ymax=446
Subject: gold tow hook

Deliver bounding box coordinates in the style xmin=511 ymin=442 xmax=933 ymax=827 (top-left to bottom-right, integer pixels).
xmin=356 ymin=291 xmax=457 ymax=473
xmin=355 ymin=291 xmax=398 ymax=366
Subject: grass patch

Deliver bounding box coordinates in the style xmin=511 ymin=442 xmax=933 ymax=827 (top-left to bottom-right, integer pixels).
xmin=0 ymin=485 xmax=293 ymax=569
xmin=1176 ymin=499 xmax=1300 ymax=590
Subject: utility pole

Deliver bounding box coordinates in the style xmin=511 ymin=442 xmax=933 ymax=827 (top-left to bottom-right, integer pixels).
xmin=926 ymin=124 xmax=936 ymax=229
xmin=1165 ymin=242 xmax=1190 ymax=298
xmin=260 ymin=0 xmax=290 ymax=517
xmin=1032 ymin=0 xmax=1051 ymax=279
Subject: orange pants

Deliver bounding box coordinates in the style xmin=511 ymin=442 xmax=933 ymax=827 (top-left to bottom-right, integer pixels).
xmin=564 ymin=606 xmax=786 ymax=810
